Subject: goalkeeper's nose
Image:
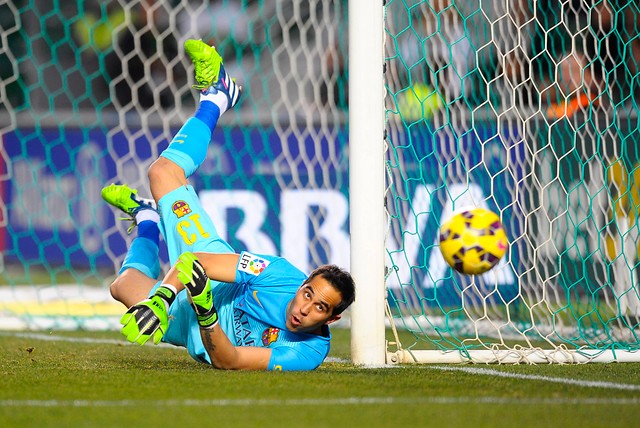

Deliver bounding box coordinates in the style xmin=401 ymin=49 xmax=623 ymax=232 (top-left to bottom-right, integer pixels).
xmin=300 ymin=301 xmax=312 ymax=316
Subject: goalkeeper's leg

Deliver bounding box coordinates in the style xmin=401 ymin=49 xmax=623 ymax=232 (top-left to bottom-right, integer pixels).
xmin=148 ymin=39 xmax=242 ymax=203
xmin=109 ymin=207 xmax=162 ymax=308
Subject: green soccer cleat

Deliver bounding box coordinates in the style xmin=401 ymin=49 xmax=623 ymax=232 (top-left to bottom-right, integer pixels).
xmin=101 ymin=183 xmax=156 ymax=233
xmin=185 ymin=38 xmax=242 ymax=111
xmin=184 ymin=39 xmax=224 ymax=90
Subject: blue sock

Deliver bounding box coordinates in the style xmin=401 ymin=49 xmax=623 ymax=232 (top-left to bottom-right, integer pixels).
xmin=160 ymin=102 xmax=220 ymax=178
xmin=138 ymin=220 xmax=160 ymax=246
xmin=194 ymin=101 xmax=221 ymax=132
xmin=119 ymin=220 xmax=160 ymax=279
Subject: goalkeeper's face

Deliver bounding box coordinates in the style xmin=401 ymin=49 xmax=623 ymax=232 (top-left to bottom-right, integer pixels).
xmin=285 ymin=276 xmax=342 ymax=334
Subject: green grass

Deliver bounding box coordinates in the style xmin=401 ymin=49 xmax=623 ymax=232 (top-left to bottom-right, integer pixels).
xmin=1 ymin=329 xmax=639 ymax=428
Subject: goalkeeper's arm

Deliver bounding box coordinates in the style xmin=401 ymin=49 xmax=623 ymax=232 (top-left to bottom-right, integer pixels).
xmin=169 ymin=251 xmax=272 ymax=370
xmin=118 ymin=252 xmax=236 ymax=347
xmin=198 ymin=317 xmax=272 ymax=370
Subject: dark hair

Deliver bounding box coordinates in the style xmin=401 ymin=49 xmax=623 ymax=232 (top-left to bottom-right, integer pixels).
xmin=306 ymin=264 xmax=356 ymax=315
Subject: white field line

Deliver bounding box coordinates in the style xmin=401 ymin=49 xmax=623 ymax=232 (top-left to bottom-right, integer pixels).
xmin=424 ymin=365 xmax=640 ymax=391
xmin=0 ymin=396 xmax=638 ymax=408
xmin=0 ymin=331 xmax=176 ymax=348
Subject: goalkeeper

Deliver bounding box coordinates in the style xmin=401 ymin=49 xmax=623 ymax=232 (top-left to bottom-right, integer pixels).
xmin=103 ymin=39 xmax=355 ymax=371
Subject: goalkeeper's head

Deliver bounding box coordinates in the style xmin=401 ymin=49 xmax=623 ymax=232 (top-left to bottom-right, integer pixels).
xmin=285 ymin=265 xmax=355 ymax=334
xmin=307 ymin=265 xmax=356 ymax=315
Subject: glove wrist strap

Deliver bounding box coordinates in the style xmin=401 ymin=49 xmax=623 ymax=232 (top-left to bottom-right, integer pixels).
xmin=197 ymin=307 xmax=219 ymax=330
xmin=155 ymin=284 xmax=177 ymax=307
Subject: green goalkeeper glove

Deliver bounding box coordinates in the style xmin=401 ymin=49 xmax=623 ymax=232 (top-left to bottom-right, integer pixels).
xmin=120 ymin=285 xmax=176 ymax=345
xmin=176 ymin=252 xmax=218 ymax=329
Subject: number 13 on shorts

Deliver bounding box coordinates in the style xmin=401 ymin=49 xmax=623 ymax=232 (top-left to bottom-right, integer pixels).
xmin=176 ymin=213 xmax=211 ymax=245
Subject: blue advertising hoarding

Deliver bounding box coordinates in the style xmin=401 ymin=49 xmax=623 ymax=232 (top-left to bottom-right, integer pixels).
xmin=2 ymin=125 xmax=349 ymax=273
xmin=3 ymin=122 xmax=521 ymax=307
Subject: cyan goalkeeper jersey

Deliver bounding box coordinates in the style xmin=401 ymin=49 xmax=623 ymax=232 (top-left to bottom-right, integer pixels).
xmin=212 ymin=251 xmax=332 ymax=371
xmin=162 ymin=251 xmax=331 ymax=371
xmin=157 ymin=184 xmax=331 ymax=370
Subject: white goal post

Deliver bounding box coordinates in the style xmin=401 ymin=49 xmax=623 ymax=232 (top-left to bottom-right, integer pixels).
xmin=348 ymin=0 xmax=386 ymax=366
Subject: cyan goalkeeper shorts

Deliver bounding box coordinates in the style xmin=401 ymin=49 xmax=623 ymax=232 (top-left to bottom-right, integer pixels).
xmin=157 ymin=184 xmax=234 ymax=263
xmin=149 ymin=184 xmax=237 ymax=364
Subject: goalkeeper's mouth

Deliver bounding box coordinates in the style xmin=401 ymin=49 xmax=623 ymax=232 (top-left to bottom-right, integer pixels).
xmin=290 ymin=314 xmax=302 ymax=328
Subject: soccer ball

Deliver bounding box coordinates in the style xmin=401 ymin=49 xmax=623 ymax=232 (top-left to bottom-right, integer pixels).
xmin=438 ymin=208 xmax=508 ymax=275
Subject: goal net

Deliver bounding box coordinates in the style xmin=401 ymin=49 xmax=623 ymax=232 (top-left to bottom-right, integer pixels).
xmin=0 ymin=0 xmax=348 ymax=330
xmin=381 ymin=0 xmax=640 ymax=363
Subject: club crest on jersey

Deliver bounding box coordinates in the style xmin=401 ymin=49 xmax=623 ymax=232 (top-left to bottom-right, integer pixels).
xmin=262 ymin=327 xmax=280 ymax=346
xmin=172 ymin=200 xmax=191 ymax=218
xmin=239 ymin=252 xmax=270 ymax=276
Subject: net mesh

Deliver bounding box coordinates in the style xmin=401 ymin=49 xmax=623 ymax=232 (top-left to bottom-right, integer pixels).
xmin=0 ymin=0 xmax=348 ymax=330
xmin=2 ymin=0 xmax=639 ymax=362
xmin=384 ymin=0 xmax=640 ymax=361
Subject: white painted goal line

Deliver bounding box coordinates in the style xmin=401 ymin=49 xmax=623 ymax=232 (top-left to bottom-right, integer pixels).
xmin=3 ymin=332 xmax=640 ymax=393
xmin=424 ymin=365 xmax=640 ymax=391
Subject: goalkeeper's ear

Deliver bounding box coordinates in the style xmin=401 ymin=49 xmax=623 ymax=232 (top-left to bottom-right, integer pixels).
xmin=324 ymin=314 xmax=341 ymax=326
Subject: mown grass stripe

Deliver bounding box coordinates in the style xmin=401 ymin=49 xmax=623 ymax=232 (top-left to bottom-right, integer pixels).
xmin=0 ymin=396 xmax=638 ymax=407
xmin=4 ymin=332 xmax=639 ymax=393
